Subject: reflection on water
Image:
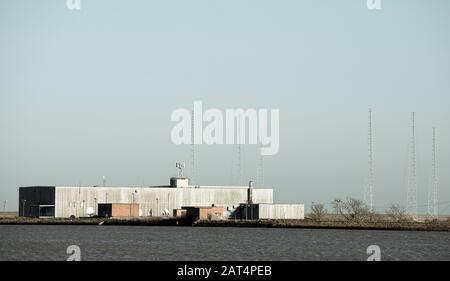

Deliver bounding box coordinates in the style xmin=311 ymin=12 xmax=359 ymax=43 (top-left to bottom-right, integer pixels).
xmin=0 ymin=225 xmax=449 ymax=261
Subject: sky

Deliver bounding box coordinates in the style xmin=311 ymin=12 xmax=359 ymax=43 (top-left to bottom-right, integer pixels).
xmin=0 ymin=0 xmax=449 ymax=214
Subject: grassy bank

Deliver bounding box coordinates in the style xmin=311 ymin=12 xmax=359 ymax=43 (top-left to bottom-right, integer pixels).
xmin=194 ymin=219 xmax=450 ymax=232
xmin=0 ymin=216 xmax=449 ymax=231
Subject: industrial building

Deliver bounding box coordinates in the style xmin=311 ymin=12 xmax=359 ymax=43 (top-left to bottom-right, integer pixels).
xmin=18 ymin=178 xmax=273 ymax=218
xmin=235 ymin=203 xmax=304 ymax=220
xmin=97 ymin=203 xmax=140 ymax=218
xmin=182 ymin=206 xmax=225 ymax=220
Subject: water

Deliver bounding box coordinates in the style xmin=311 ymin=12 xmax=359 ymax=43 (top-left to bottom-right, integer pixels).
xmin=0 ymin=225 xmax=449 ymax=261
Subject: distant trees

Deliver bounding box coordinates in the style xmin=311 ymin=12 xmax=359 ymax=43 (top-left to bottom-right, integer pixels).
xmin=332 ymin=197 xmax=372 ymax=223
xmin=310 ymin=202 xmax=328 ymax=221
xmin=386 ymin=204 xmax=408 ymax=222
xmin=308 ymin=198 xmax=415 ymax=224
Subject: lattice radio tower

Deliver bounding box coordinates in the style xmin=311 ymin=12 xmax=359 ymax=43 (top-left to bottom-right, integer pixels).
xmin=431 ymin=127 xmax=439 ymax=218
xmin=365 ymin=108 xmax=374 ymax=212
xmin=231 ymin=115 xmax=244 ymax=186
xmin=256 ymin=152 xmax=264 ymax=187
xmin=190 ymin=110 xmax=198 ymax=185
xmin=256 ymin=140 xmax=264 ymax=188
xmin=406 ymin=112 xmax=418 ymax=219
xmin=236 ymin=115 xmax=243 ymax=185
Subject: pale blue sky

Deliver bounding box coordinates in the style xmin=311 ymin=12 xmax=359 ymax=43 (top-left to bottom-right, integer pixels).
xmin=1 ymin=0 xmax=449 ymax=213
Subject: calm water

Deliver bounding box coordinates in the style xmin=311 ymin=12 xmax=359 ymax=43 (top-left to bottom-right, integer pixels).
xmin=0 ymin=225 xmax=449 ymax=261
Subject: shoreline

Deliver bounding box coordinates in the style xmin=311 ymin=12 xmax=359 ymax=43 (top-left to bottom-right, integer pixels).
xmin=0 ymin=217 xmax=449 ymax=232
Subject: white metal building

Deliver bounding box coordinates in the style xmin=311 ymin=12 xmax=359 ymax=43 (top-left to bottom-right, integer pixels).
xmin=18 ymin=178 xmax=273 ymax=218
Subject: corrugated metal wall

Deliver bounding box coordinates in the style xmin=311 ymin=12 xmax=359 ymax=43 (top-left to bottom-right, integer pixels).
xmin=54 ymin=186 xmax=273 ymax=218
xmin=258 ymin=204 xmax=304 ymax=219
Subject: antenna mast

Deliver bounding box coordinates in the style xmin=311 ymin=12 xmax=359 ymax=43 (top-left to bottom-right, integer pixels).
xmin=256 ymin=151 xmax=264 ymax=187
xmin=256 ymin=124 xmax=264 ymax=187
xmin=237 ymin=115 xmax=243 ymax=185
xmin=176 ymin=162 xmax=185 ymax=178
xmin=366 ymin=108 xmax=374 ymax=212
xmin=407 ymin=112 xmax=418 ymax=219
xmin=232 ymin=114 xmax=244 ymax=186
xmin=191 ymin=110 xmax=198 ymax=184
xmin=431 ymin=127 xmax=438 ymax=219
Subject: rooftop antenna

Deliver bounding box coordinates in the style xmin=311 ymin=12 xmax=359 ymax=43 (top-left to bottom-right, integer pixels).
xmin=406 ymin=112 xmax=418 ymax=219
xmin=431 ymin=127 xmax=439 ymax=219
xmin=102 ymin=176 xmax=106 ymax=187
xmin=365 ymin=108 xmax=375 ymax=212
xmin=176 ymin=162 xmax=185 ymax=178
xmin=3 ymin=200 xmax=6 ymax=212
xmin=191 ymin=110 xmax=198 ymax=184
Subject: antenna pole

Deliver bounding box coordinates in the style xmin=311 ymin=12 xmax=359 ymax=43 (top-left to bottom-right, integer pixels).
xmin=176 ymin=162 xmax=185 ymax=178
xmin=237 ymin=115 xmax=243 ymax=185
xmin=432 ymin=127 xmax=438 ymax=219
xmin=257 ymin=151 xmax=264 ymax=188
xmin=407 ymin=112 xmax=418 ymax=219
xmin=191 ymin=110 xmax=198 ymax=184
xmin=366 ymin=108 xmax=374 ymax=212
xmin=257 ymin=123 xmax=264 ymax=187
xmin=232 ymin=114 xmax=244 ymax=186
